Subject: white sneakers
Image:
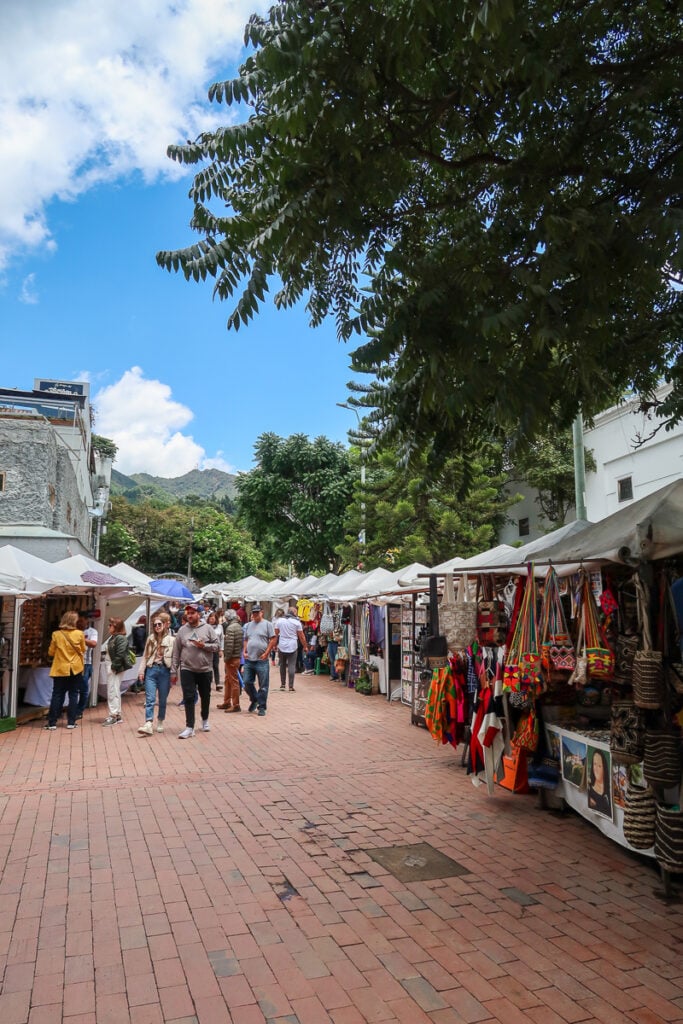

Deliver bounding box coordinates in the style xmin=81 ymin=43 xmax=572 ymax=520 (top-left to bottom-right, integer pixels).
xmin=201 ymin=720 xmax=211 ymax=732
xmin=156 ymin=722 xmax=164 ymax=733
xmin=178 ymin=727 xmax=195 ymax=739
xmin=138 ymin=721 xmax=153 ymax=736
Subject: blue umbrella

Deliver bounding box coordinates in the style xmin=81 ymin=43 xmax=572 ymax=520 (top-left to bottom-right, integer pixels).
xmin=150 ymin=579 xmax=194 ymax=599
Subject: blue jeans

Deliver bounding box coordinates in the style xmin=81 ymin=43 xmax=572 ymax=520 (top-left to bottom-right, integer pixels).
xmin=144 ymin=664 xmax=171 ymax=722
xmin=327 ymin=641 xmax=339 ymax=679
xmin=242 ymin=659 xmax=270 ymax=709
xmin=77 ymin=664 xmax=92 ymax=714
xmin=48 ymin=673 xmax=80 ymax=727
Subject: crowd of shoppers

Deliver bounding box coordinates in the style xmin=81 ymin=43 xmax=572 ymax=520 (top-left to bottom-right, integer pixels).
xmin=43 ymin=598 xmax=308 ymax=738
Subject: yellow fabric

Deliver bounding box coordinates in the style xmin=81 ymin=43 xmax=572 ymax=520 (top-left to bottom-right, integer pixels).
xmin=48 ymin=628 xmax=85 ymax=677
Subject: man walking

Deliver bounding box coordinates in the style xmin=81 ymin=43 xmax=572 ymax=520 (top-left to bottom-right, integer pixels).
xmin=242 ymin=605 xmax=276 ymax=717
xmin=171 ymin=603 xmax=219 ymax=738
xmin=218 ymin=609 xmax=244 ymax=712
xmin=275 ymin=600 xmax=309 ymax=692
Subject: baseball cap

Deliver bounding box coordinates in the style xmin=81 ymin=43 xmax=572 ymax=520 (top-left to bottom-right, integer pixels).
xmin=251 ymin=604 xmax=262 ymax=612
xmin=185 ymin=603 xmax=201 ymax=612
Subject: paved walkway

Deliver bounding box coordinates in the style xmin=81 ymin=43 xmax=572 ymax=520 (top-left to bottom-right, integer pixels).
xmin=0 ymin=673 xmax=682 ymax=1024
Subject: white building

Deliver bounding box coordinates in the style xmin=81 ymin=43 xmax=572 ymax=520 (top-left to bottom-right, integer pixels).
xmin=499 ymin=386 xmax=683 ymax=544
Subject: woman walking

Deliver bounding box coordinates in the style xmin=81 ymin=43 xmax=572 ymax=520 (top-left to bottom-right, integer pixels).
xmin=137 ymin=613 xmax=174 ymax=735
xmin=207 ymin=611 xmax=224 ymax=691
xmin=45 ymin=611 xmax=86 ymax=730
xmin=103 ymin=617 xmax=129 ymax=726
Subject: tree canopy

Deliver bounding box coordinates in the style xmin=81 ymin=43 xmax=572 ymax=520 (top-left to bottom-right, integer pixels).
xmin=157 ymin=0 xmax=682 ymax=464
xmin=99 ymin=496 xmax=264 ymax=583
xmin=336 ymin=441 xmax=515 ymax=570
xmin=236 ymin=432 xmax=353 ymax=572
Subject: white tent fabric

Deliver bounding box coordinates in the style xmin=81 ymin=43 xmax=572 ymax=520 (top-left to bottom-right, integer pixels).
xmin=0 ymin=545 xmax=85 ymax=594
xmin=347 ymin=567 xmax=401 ymax=600
xmin=321 ymin=569 xmax=364 ymax=601
xmin=108 ymin=562 xmax=153 ymax=590
xmin=289 ymin=574 xmax=324 ymax=596
xmin=243 ymin=579 xmax=286 ymax=602
xmin=428 ymin=554 xmax=467 ymax=574
xmin=51 ymin=554 xmax=135 ymax=588
xmin=519 ymin=480 xmax=683 ymax=566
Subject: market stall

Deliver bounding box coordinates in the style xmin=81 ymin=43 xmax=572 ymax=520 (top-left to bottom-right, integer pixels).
xmin=419 ymin=481 xmax=683 ymax=882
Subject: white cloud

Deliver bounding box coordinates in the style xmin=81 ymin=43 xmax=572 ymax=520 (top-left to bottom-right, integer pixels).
xmin=0 ymin=0 xmax=265 ymax=270
xmin=19 ymin=273 xmax=39 ymax=304
xmin=93 ymin=366 xmax=235 ymax=476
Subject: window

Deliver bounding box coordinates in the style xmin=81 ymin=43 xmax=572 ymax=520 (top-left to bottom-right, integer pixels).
xmin=617 ymin=476 xmax=633 ymax=503
xmin=518 ymin=517 xmax=530 ymax=537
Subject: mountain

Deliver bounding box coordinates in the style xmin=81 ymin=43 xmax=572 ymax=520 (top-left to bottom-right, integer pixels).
xmin=111 ymin=467 xmax=238 ymax=504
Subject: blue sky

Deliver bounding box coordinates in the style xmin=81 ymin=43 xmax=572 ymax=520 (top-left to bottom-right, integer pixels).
xmin=0 ymin=0 xmax=358 ymax=477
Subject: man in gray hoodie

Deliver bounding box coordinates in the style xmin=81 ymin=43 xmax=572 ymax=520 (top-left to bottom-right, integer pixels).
xmin=171 ymin=603 xmax=219 ymax=738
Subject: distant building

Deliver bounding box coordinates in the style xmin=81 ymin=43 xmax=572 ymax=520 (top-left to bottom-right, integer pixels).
xmin=499 ymin=385 xmax=683 ymax=545
xmin=0 ymin=378 xmax=112 ymax=559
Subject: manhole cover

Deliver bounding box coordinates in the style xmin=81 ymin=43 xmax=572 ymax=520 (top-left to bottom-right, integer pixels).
xmin=365 ymin=842 xmax=469 ymax=882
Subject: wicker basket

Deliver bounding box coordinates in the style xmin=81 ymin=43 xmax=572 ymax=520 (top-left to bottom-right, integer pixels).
xmin=655 ymin=804 xmax=683 ymax=873
xmin=623 ymin=787 xmax=656 ymax=850
xmin=633 ymin=649 xmax=664 ymax=709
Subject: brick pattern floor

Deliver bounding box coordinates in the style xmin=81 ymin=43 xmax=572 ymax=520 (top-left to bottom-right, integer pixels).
xmin=0 ymin=673 xmax=682 ymax=1024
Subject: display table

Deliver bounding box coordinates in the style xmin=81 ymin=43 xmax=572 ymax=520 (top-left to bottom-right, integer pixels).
xmin=22 ymin=666 xmax=55 ymax=707
xmin=97 ymin=658 xmax=141 ymax=699
xmin=545 ymin=721 xmax=654 ymax=858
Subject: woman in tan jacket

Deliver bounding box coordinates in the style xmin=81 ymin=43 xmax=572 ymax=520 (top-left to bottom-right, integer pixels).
xmin=45 ymin=610 xmax=86 ymax=730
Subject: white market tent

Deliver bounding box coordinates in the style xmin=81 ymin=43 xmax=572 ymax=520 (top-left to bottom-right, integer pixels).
xmin=0 ymin=545 xmax=85 ymax=595
xmin=109 ymin=562 xmax=154 ymax=590
xmin=519 ymin=479 xmax=683 ymax=567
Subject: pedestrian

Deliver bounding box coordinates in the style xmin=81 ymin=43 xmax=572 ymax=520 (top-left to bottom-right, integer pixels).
xmin=44 ymin=611 xmax=86 ymax=730
xmin=137 ymin=612 xmax=175 ymax=735
xmin=275 ymin=600 xmax=309 ymax=692
xmin=271 ymin=608 xmax=284 ymax=662
xmin=234 ymin=602 xmax=247 ymax=624
xmin=102 ymin=617 xmax=130 ymax=726
xmin=171 ymin=602 xmax=219 ymax=738
xmin=242 ymin=604 xmax=276 ymax=716
xmin=206 ymin=610 xmax=224 ymax=691
xmin=217 ymin=609 xmax=244 ymax=712
xmin=75 ymin=614 xmax=98 ymax=719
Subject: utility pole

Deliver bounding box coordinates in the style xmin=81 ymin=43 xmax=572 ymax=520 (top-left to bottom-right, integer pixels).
xmin=573 ymin=412 xmax=587 ymax=520
xmin=337 ymin=402 xmax=367 ymax=555
xmin=187 ymin=516 xmax=194 ymax=584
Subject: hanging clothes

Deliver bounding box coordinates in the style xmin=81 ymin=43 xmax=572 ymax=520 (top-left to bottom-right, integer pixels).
xmin=424 ymin=666 xmax=467 ymax=748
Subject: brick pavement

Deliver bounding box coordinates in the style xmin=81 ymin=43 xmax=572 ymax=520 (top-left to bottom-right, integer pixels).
xmin=0 ymin=673 xmax=682 ymax=1024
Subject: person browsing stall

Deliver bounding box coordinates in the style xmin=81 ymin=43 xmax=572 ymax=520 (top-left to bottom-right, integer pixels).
xmin=275 ymin=600 xmax=309 ymax=692
xmin=171 ymin=603 xmax=219 ymax=739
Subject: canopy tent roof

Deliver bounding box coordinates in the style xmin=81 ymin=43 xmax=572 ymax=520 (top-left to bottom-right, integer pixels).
xmin=320 ymin=569 xmax=364 ymax=600
xmin=52 ymin=554 xmax=134 ymax=588
xmin=220 ymin=575 xmax=265 ymax=600
xmin=0 ymin=545 xmax=84 ymax=595
xmin=515 ymin=480 xmax=683 ymax=568
xmin=289 ymin=574 xmax=325 ymax=596
xmin=242 ymin=578 xmax=286 ymax=602
xmin=109 ymin=562 xmax=153 ymax=590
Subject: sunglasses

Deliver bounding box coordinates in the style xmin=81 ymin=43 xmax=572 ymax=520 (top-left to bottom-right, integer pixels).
xmin=153 ymin=622 xmax=163 ymax=628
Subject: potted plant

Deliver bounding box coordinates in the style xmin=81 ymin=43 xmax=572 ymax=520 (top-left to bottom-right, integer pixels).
xmin=355 ymin=662 xmax=373 ymax=695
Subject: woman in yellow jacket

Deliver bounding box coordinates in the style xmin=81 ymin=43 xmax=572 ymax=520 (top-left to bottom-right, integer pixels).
xmin=45 ymin=610 xmax=86 ymax=730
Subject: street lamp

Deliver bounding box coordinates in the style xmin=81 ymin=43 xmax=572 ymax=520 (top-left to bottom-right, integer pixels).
xmin=337 ymin=402 xmax=366 ymax=551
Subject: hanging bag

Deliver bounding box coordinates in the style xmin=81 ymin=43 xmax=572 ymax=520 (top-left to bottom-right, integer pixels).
xmin=580 ymin=572 xmax=614 ymax=680
xmin=632 ymin=576 xmax=664 ymax=709
xmin=441 ymin=573 xmax=477 ymax=652
xmin=609 ymin=700 xmax=646 ymax=766
xmin=503 ymin=568 xmax=543 ymax=705
xmin=655 ymin=804 xmax=683 ymax=873
xmin=319 ymin=602 xmax=334 ymax=634
xmin=540 ymin=567 xmax=576 ymax=674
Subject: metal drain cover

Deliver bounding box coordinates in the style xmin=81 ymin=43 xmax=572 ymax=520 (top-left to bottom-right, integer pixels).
xmin=365 ymin=842 xmax=469 ymax=882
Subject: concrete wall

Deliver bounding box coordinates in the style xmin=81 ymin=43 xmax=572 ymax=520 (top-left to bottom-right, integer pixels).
xmin=0 ymin=417 xmax=92 ymax=550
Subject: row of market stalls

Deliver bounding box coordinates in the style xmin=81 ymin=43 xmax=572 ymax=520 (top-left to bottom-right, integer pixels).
xmin=0 ymin=550 xmax=185 ymax=727
xmin=202 ymin=480 xmax=683 ymax=880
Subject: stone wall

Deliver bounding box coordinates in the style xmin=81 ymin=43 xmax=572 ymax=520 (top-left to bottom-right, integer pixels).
xmin=0 ymin=417 xmax=92 ymax=549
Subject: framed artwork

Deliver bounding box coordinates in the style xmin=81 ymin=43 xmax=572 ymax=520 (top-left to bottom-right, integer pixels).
xmin=612 ymin=763 xmax=628 ymax=809
xmin=561 ymin=735 xmax=587 ymax=789
xmin=586 ymin=746 xmax=613 ymax=820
